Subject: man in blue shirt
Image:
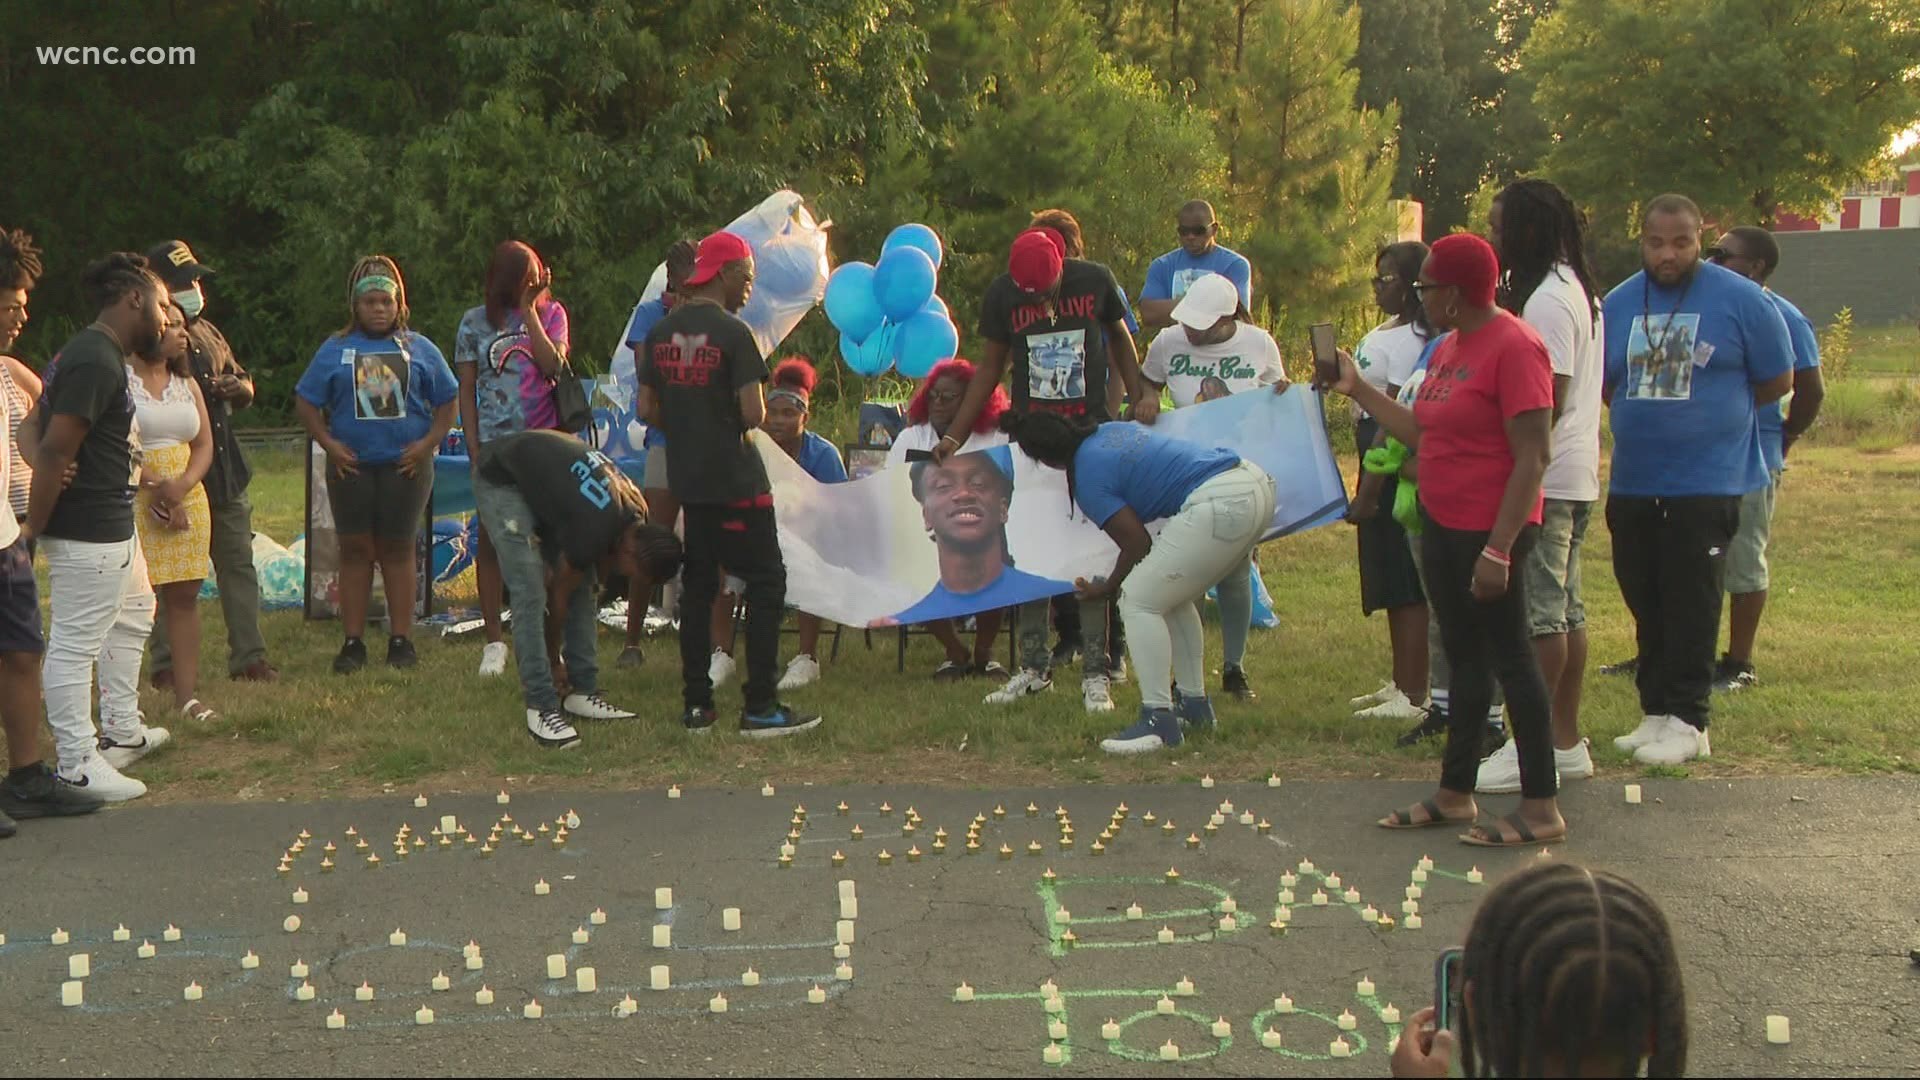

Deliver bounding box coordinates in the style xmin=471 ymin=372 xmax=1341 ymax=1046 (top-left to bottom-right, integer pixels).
xmin=885 ymin=449 xmax=1071 ymax=625
xmin=1705 ymin=226 xmax=1824 ymax=692
xmin=1137 ymin=200 xmax=1253 ymax=331
xmin=1602 ymin=194 xmax=1794 ymax=767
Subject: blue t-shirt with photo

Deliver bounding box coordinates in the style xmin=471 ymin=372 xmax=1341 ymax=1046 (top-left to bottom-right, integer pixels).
xmin=294 ymin=330 xmax=458 ymax=465
xmin=795 ymin=430 xmax=848 ymax=484
xmin=1071 ymin=422 xmax=1239 ymax=526
xmin=1601 ymin=261 xmax=1792 ymax=498
xmin=625 ymin=297 xmax=671 ymax=448
xmin=1140 ymin=245 xmax=1253 ymax=307
xmin=1758 ymin=290 xmax=1820 ymax=473
xmin=888 ymin=565 xmax=1072 ymax=625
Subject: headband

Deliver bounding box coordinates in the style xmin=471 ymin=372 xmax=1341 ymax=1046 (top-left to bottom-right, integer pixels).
xmin=354 ymin=275 xmax=399 ymax=298
xmin=768 ymin=387 xmax=810 ymax=411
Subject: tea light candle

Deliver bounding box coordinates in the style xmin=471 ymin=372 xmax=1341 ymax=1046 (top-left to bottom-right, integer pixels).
xmin=1208 ymin=813 xmax=1225 ymax=827
xmin=1299 ymin=859 xmax=1316 ymax=873
xmin=1406 ymin=914 xmax=1424 ymax=929
xmin=1274 ymin=994 xmax=1294 ymax=1014
xmin=431 ymin=971 xmax=450 ymax=991
xmin=840 ymin=896 xmax=859 ymax=920
xmin=1358 ymin=976 xmax=1376 ymax=996
xmin=57 ymin=979 xmax=82 ymax=1008
xmin=546 ymin=954 xmax=567 ymax=979
xmin=136 ymin=940 xmax=157 ymax=959
xmin=1268 ymin=772 xmax=1283 ymax=787
xmin=1156 ymin=995 xmax=1176 ymax=1015
xmin=1026 ymin=840 xmax=1043 ymax=856
xmin=877 ymin=849 xmax=894 ymax=865
xmin=634 ymin=964 xmax=662 ymax=991
xmin=1160 ymin=1039 xmax=1181 ymax=1061
xmin=1176 ymin=975 xmax=1196 ymax=996
xmin=653 ymin=924 xmax=672 ymax=948
xmin=1261 ymin=1027 xmax=1283 ymax=1049
xmin=998 ymin=843 xmax=1013 ymax=860
xmin=850 ymin=825 xmax=865 ymax=841
xmin=1208 ymin=1016 xmax=1231 ymax=1039
xmin=523 ymin=1000 xmax=543 ymax=1019
xmin=953 ymin=981 xmax=975 ymax=1002
xmin=1407 ymin=884 xmax=1423 ymax=899
xmin=761 ymin=783 xmax=775 ymax=797
xmin=1200 ymin=774 xmax=1214 ymax=788
xmin=1403 ymin=900 xmax=1420 ymax=915
xmin=475 ymin=985 xmax=494 ymax=1006
xmin=1277 ymin=905 xmax=1293 ymax=921
xmin=1238 ymin=811 xmax=1255 ymax=826
xmin=1054 ymin=907 xmax=1072 ymax=924
xmin=1625 ymin=784 xmax=1643 ymax=805
xmin=742 ymin=967 xmax=760 ymax=987
xmin=296 ymin=981 xmax=316 ymax=1001
xmin=1042 ymin=1045 xmax=1063 ymax=1065
xmin=837 ymin=920 xmax=855 ymax=945
xmin=590 ymin=908 xmax=607 ymax=925
xmin=326 ymin=1008 xmax=346 ymax=1029
xmin=414 ymin=794 xmax=428 ymax=807
xmin=534 ymin=879 xmax=550 ymax=896
xmin=836 ymin=801 xmax=851 ymax=816
xmin=830 ymin=850 xmax=847 ymax=867
xmin=1185 ymin=833 xmax=1201 ymax=849
xmin=1381 ymin=1003 xmax=1402 ymax=1024
xmin=241 ymin=951 xmax=259 ymax=970
xmin=835 ymin=962 xmax=853 ymax=981
xmin=655 ymin=887 xmax=673 ymax=909
xmin=1219 ymin=915 xmax=1237 ymax=931
xmin=1278 ymin=889 xmax=1295 ymax=904
xmin=831 ymin=948 xmax=848 ymax=965
xmin=1312 ymin=890 xmax=1329 ymax=906
xmin=1280 ymin=872 xmax=1297 ymax=888
xmin=576 ymin=967 xmax=597 ymax=993
xmin=1467 ymin=866 xmax=1484 ymax=884
xmin=1258 ymin=819 xmax=1273 ymax=834
xmin=1330 ymin=1037 xmax=1351 ymax=1058
xmin=667 ymin=784 xmax=682 ymax=799
xmin=933 ymin=838 xmax=948 ymax=853
xmin=1043 ymin=996 xmax=1064 ymax=1016
xmin=465 ymin=954 xmax=484 ymax=971
xmin=1157 ymin=925 xmax=1176 ymax=944
xmin=1344 ymin=888 xmax=1362 ymax=904
xmin=110 ymin=924 xmax=130 ymax=942
xmin=415 ymin=1006 xmax=435 ymax=1026
xmin=1126 ymin=902 xmax=1144 ymax=920
xmin=1165 ymin=867 xmax=1182 ymax=884
xmin=777 ymin=853 xmax=793 ymax=869
xmin=1412 ymin=868 xmax=1429 ymax=883
xmin=1338 ymin=1009 xmax=1357 ymax=1030
xmin=1141 ymin=811 xmax=1157 ymax=823
xmin=1048 ymin=1019 xmax=1068 ymax=1041
xmin=1361 ymin=905 xmax=1379 ymax=921
xmin=709 ymin=992 xmax=729 ymax=1014
xmin=1162 ymin=820 xmax=1176 ymax=834
xmin=1766 ymin=1015 xmax=1790 ymax=1044
xmin=566 ymin=925 xmax=588 ymax=946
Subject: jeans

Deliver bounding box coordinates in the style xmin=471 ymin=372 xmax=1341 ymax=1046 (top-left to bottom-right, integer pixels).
xmin=41 ymin=535 xmax=156 ymax=770
xmin=1019 ymin=597 xmax=1110 ymax=678
xmin=1607 ymin=494 xmax=1740 ymax=730
xmin=1422 ymin=516 xmax=1555 ymax=799
xmin=150 ymin=491 xmax=267 ymax=674
xmin=1118 ymin=462 xmax=1275 ymax=711
xmin=1215 ymin=553 xmax=1254 ymax=669
xmin=472 ymin=475 xmax=598 ymax=712
xmin=681 ymin=503 xmax=785 ymax=715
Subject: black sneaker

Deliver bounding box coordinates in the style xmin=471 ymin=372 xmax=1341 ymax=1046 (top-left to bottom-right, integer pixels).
xmin=386 ymin=636 xmax=418 ymax=669
xmin=0 ymin=762 xmax=107 ymax=820
xmin=932 ymin=660 xmax=970 ymax=682
xmin=1599 ymin=655 xmax=1639 ymax=677
xmin=1395 ymin=709 xmax=1448 ymax=748
xmin=740 ymin=704 xmax=822 ymax=739
xmin=1049 ymin=638 xmax=1082 ymax=669
xmin=333 ymin=637 xmax=368 ymax=675
xmin=681 ymin=706 xmax=717 ymax=734
xmin=1712 ymin=654 xmax=1758 ymax=693
xmin=1222 ymin=665 xmax=1256 ymax=702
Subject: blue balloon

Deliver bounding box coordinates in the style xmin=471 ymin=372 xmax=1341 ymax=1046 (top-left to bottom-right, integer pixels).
xmin=840 ymin=325 xmax=895 ymax=377
xmin=882 ymin=223 xmax=944 ymax=269
xmin=923 ymin=294 xmax=950 ymax=320
xmin=873 ymin=245 xmax=938 ymax=323
xmin=892 ymin=309 xmax=959 ymax=379
xmin=824 ymin=261 xmax=883 ymax=344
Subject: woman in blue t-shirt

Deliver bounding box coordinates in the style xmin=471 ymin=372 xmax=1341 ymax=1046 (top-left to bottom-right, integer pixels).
xmin=293 ymin=256 xmax=458 ymax=675
xmin=999 ymin=411 xmax=1276 ymax=755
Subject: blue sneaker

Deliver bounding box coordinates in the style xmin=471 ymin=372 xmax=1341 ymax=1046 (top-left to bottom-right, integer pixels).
xmin=740 ymin=704 xmax=823 ymax=739
xmin=1100 ymin=706 xmax=1183 ymax=755
xmin=1177 ymin=692 xmax=1216 ymax=733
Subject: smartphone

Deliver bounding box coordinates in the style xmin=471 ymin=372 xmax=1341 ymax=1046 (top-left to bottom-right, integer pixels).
xmin=1309 ymin=322 xmax=1341 ymax=385
xmin=1434 ymin=946 xmax=1465 ymax=1033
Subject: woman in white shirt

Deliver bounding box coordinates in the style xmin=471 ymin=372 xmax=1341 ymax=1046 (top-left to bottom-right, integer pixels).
xmin=887 ymin=357 xmax=1012 ymax=679
xmin=1140 ymin=272 xmax=1286 ymax=700
xmin=129 ymin=301 xmax=216 ymax=723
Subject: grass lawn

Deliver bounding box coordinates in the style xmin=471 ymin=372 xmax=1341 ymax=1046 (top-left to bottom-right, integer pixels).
xmin=35 ymin=427 xmax=1915 ymax=805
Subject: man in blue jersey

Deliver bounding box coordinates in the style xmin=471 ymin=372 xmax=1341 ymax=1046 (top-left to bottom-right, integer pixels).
xmin=1602 ymin=195 xmax=1794 ymax=766
xmin=1704 ymin=226 xmax=1824 ymax=691
xmin=1137 ymin=200 xmax=1253 ymax=332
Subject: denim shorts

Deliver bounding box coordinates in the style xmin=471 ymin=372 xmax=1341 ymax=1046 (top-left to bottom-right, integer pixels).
xmin=0 ymin=537 xmax=43 ymax=654
xmin=1523 ymin=498 xmax=1593 ymax=637
xmin=1726 ymin=471 xmax=1780 ymax=594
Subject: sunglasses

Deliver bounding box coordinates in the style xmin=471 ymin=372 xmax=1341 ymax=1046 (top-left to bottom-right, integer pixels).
xmin=1705 ymin=247 xmax=1731 ymax=263
xmin=927 ymin=388 xmax=964 ymax=404
xmin=1410 ymin=281 xmax=1448 ymax=294
xmin=1177 ymin=224 xmax=1216 ymax=237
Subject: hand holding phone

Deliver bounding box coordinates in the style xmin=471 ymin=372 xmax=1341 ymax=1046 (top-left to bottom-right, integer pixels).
xmin=1434 ymin=946 xmax=1464 ymax=1033
xmin=1309 ymin=322 xmax=1342 ymax=387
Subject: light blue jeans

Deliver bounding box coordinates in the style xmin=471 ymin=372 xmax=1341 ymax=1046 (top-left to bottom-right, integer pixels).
xmin=472 ymin=474 xmax=598 ymax=712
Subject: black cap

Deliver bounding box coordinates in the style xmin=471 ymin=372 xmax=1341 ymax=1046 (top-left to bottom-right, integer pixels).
xmin=145 ymin=240 xmax=215 ymax=291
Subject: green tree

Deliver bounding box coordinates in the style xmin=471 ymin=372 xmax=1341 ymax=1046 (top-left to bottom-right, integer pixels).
xmin=1527 ymin=0 xmax=1920 ymax=232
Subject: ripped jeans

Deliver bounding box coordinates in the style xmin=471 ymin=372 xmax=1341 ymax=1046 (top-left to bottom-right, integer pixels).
xmin=473 ymin=473 xmax=599 ymax=713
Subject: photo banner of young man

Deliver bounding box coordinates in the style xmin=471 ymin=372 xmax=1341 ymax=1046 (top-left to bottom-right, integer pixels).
xmin=762 ymin=386 xmax=1349 ymax=629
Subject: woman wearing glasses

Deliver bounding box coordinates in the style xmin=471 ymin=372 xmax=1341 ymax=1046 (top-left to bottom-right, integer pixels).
xmin=887 ymin=357 xmax=1011 ymax=680
xmin=1320 ymin=233 xmax=1565 ymax=847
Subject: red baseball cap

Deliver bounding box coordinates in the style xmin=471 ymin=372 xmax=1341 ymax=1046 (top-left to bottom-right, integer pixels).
xmin=1009 ymin=228 xmax=1065 ymax=293
xmin=685 ymin=231 xmax=754 ymax=286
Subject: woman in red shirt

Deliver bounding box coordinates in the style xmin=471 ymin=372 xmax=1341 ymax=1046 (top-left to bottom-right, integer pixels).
xmin=1322 ymin=233 xmax=1566 ymax=847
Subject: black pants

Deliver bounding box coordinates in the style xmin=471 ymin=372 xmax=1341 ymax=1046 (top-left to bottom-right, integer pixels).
xmin=680 ymin=504 xmax=786 ymax=715
xmin=1606 ymin=494 xmax=1740 ymax=730
xmin=1051 ymin=596 xmax=1127 ymax=663
xmin=1422 ymin=515 xmax=1556 ymax=800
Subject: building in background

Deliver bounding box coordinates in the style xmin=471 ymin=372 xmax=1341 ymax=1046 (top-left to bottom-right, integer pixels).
xmin=1769 ymin=166 xmax=1920 ymax=326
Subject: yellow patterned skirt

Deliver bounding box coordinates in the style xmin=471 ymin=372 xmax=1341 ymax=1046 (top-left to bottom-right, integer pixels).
xmin=134 ymin=443 xmax=212 ymax=586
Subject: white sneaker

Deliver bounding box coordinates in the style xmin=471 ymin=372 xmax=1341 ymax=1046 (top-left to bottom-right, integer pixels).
xmin=563 ymin=692 xmax=636 ymax=721
xmin=1556 ymin=738 xmax=1595 ymax=780
xmin=527 ymin=708 xmax=581 ymax=750
xmin=778 ymin=654 xmax=822 ymax=691
xmin=1354 ymin=687 xmax=1427 ymax=722
xmin=98 ymin=724 xmax=171 ymax=771
xmin=1633 ymin=716 xmax=1711 ymax=765
xmin=1109 ymin=656 xmax=1129 ymax=685
xmin=1348 ymin=680 xmax=1396 ymax=709
xmin=59 ymin=753 xmax=147 ymax=802
xmin=985 ymin=668 xmax=1053 ymax=705
xmin=1613 ymin=715 xmax=1668 ymax=753
xmin=478 ymin=641 xmax=509 ymax=676
xmin=1083 ymin=675 xmax=1115 ymax=713
xmin=1474 ymin=739 xmax=1528 ymax=794
xmin=709 ymin=649 xmax=737 ymax=689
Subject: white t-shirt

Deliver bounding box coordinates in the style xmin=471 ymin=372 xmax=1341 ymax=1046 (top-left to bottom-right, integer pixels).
xmin=1141 ymin=322 xmax=1285 ymax=407
xmin=884 ymin=422 xmax=1009 ymax=468
xmin=1523 ymin=264 xmax=1602 ymax=502
xmin=1351 ymin=320 xmax=1425 ymax=419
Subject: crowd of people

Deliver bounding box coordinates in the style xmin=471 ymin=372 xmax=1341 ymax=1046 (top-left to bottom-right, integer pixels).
xmin=0 ymin=182 xmax=1818 ymax=857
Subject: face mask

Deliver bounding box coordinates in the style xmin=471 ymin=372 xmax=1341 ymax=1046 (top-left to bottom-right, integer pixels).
xmin=173 ymin=286 xmax=205 ymax=319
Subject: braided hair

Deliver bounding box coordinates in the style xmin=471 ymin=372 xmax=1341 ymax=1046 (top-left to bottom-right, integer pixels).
xmin=1496 ymin=179 xmax=1601 ymax=325
xmin=1 ymin=228 xmax=44 ymax=290
xmin=79 ymin=252 xmax=162 ymax=311
xmin=998 ymin=409 xmax=1098 ymax=517
xmin=1459 ymin=861 xmax=1688 ymax=1079
xmin=338 ymin=255 xmax=411 ymax=339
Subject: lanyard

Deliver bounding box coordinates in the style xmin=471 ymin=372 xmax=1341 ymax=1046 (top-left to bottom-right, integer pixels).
xmin=1640 ymin=268 xmax=1697 ymax=355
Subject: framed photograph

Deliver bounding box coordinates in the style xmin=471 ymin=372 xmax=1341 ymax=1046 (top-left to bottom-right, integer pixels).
xmin=843 ymin=444 xmax=891 ymax=482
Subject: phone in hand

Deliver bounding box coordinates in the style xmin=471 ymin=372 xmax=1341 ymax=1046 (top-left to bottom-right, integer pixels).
xmin=1309 ymin=322 xmax=1341 ymax=386
xmin=1434 ymin=946 xmax=1465 ymax=1034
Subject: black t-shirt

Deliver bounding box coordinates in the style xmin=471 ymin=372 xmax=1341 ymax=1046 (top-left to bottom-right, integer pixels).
xmin=978 ymin=258 xmax=1130 ymax=419
xmin=41 ymin=327 xmax=136 ymax=542
xmin=185 ymin=318 xmax=252 ymax=504
xmin=478 ymin=429 xmax=640 ymax=570
xmin=638 ymin=301 xmax=770 ymax=505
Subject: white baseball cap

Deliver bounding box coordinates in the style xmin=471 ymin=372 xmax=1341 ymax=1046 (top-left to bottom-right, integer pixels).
xmin=1169 ymin=273 xmax=1240 ymax=329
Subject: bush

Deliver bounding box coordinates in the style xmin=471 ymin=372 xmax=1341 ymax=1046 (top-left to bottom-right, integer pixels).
xmin=1819 ymin=307 xmax=1854 ymax=384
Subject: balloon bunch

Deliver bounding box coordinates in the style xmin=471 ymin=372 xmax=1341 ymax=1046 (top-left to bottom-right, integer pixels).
xmin=824 ymin=224 xmax=959 ymax=379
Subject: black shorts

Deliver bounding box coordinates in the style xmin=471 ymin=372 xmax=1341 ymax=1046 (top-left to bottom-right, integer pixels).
xmin=1355 ymin=419 xmax=1425 ymax=615
xmin=325 ymin=461 xmax=433 ymax=539
xmin=0 ymin=537 xmax=44 ymax=654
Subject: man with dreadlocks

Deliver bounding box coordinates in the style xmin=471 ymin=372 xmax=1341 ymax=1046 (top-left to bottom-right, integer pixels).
xmin=1392 ymin=860 xmax=1689 ymax=1078
xmin=1478 ymin=180 xmax=1604 ymax=794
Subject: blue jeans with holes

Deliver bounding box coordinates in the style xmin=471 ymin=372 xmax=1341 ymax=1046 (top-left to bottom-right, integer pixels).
xmin=473 ymin=473 xmax=598 ymax=713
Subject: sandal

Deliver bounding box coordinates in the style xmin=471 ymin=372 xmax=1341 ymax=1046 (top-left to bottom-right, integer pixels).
xmin=180 ymin=698 xmax=218 ymax=723
xmin=1460 ymin=812 xmax=1566 ymax=848
xmin=1379 ymin=798 xmax=1473 ymax=830
xmin=933 ymin=660 xmax=970 ymax=682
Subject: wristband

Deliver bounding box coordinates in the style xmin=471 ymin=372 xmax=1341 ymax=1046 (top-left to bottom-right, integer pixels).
xmin=1480 ymin=546 xmax=1511 ymax=568
xmin=938 ymin=434 xmax=960 ymax=448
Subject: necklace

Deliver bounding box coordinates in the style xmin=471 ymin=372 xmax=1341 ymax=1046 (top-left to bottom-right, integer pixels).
xmin=1640 ymin=265 xmax=1698 ymax=355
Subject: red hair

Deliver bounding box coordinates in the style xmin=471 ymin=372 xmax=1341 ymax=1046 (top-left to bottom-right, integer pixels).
xmin=906 ymin=357 xmax=1009 ymax=433
xmin=772 ymin=356 xmax=818 ymax=393
xmin=484 ymin=240 xmax=544 ymax=330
